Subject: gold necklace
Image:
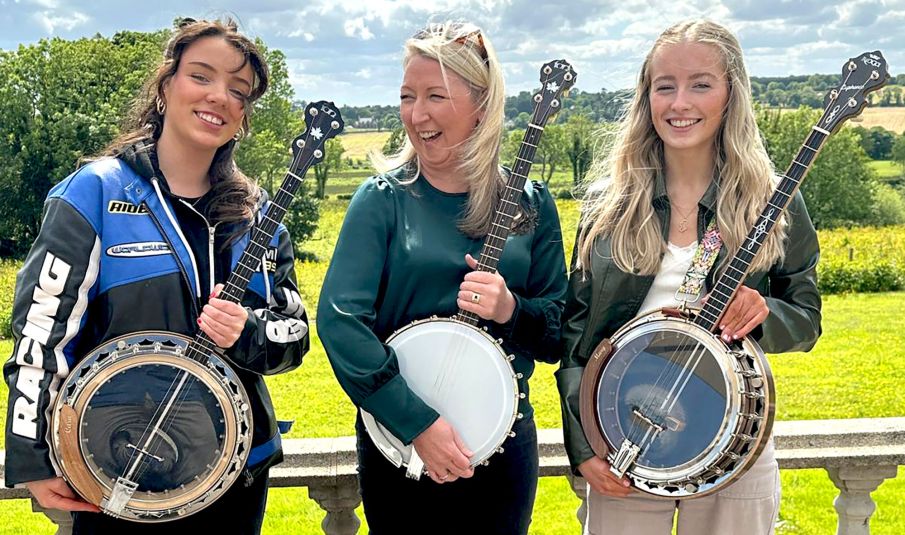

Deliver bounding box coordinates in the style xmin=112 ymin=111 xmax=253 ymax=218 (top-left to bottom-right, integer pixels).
xmin=671 ymin=202 xmax=698 ymax=233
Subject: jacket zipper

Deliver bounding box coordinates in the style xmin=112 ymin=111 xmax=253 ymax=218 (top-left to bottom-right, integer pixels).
xmin=144 ymin=201 xmax=201 ymax=319
xmin=179 ymin=199 xmax=219 ymax=298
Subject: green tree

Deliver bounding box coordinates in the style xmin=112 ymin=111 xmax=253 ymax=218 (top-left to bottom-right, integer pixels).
xmin=757 ymin=107 xmax=877 ymax=228
xmin=382 ymin=126 xmax=407 ymax=156
xmin=0 ymin=31 xmax=165 ymax=254
xmin=892 ymin=134 xmax=905 ymax=171
xmin=851 ymin=126 xmax=896 ymax=160
xmin=501 ymin=125 xmax=567 ymax=184
xmin=564 ymin=114 xmax=595 ymax=184
xmin=313 ymin=138 xmax=346 ymax=199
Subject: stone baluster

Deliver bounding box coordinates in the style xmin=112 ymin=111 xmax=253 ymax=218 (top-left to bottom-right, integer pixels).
xmin=827 ymin=465 xmax=898 ymax=535
xmin=308 ymin=478 xmax=362 ymax=535
xmin=32 ymin=499 xmax=73 ymax=535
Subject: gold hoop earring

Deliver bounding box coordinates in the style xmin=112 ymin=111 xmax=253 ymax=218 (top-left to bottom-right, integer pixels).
xmin=156 ymin=97 xmax=166 ymax=115
xmin=233 ymin=127 xmax=245 ymax=141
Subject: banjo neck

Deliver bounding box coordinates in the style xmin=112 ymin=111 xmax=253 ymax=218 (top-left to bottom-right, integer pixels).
xmin=183 ymin=101 xmax=344 ymax=361
xmin=693 ymin=51 xmax=889 ymax=333
xmin=692 ymin=127 xmax=827 ymax=333
xmin=457 ymin=59 xmax=576 ymax=327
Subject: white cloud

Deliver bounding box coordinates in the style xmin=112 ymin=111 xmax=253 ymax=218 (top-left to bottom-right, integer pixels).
xmin=32 ymin=10 xmax=88 ymax=34
xmin=1 ymin=0 xmax=902 ymax=106
xmin=344 ymin=17 xmax=375 ymax=40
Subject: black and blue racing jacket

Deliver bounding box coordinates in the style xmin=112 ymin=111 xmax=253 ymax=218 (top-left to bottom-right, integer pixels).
xmin=3 ymin=144 xmax=309 ymax=487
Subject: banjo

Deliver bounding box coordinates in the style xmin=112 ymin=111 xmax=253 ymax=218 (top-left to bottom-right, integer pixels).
xmin=579 ymin=51 xmax=888 ymax=498
xmin=50 ymin=101 xmax=343 ymax=521
xmin=361 ymin=59 xmax=577 ymax=479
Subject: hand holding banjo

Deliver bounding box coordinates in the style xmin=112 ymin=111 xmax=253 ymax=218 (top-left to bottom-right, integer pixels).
xmin=579 ymin=51 xmax=889 ymax=499
xmin=49 ymin=102 xmax=344 ymax=521
xmin=361 ymin=59 xmax=578 ymax=481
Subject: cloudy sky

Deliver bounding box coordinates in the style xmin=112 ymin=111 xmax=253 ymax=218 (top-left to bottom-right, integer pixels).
xmin=2 ymin=0 xmax=903 ymax=106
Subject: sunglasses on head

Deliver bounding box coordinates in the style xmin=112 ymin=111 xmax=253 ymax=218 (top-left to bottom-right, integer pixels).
xmin=413 ymin=23 xmax=488 ymax=64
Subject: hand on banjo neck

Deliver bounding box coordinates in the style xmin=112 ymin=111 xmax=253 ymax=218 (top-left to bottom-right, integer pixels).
xmin=708 ymin=285 xmax=769 ymax=343
xmin=456 ymin=253 xmax=517 ymax=323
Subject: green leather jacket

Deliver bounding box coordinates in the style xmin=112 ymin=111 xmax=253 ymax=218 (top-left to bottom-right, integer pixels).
xmin=556 ymin=176 xmax=822 ymax=470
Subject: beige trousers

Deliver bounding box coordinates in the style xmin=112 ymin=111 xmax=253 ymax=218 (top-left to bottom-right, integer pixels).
xmin=585 ymin=440 xmax=780 ymax=535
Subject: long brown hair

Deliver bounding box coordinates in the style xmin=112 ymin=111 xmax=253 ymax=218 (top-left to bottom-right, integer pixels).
xmin=101 ymin=18 xmax=269 ymax=237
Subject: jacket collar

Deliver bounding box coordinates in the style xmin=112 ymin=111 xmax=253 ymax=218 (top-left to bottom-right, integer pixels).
xmin=119 ymin=139 xmax=161 ymax=205
xmin=651 ymin=170 xmax=719 ymax=213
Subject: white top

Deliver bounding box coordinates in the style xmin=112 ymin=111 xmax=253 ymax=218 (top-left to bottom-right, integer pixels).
xmin=638 ymin=241 xmax=699 ymax=315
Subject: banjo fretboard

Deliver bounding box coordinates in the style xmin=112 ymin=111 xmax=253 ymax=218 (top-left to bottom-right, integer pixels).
xmin=184 ymin=102 xmax=344 ymax=361
xmin=693 ymin=51 xmax=888 ymax=333
xmin=457 ymin=60 xmax=576 ymax=327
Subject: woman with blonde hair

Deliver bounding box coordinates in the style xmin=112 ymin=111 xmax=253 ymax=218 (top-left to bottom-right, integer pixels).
xmin=318 ymin=21 xmax=567 ymax=534
xmin=557 ymin=19 xmax=821 ymax=534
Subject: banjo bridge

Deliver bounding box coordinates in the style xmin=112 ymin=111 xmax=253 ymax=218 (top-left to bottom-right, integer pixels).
xmin=126 ymin=443 xmax=164 ymax=463
xmin=630 ymin=407 xmax=684 ymax=433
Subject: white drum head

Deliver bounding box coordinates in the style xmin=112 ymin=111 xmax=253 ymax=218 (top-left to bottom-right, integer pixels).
xmin=361 ymin=318 xmax=518 ymax=468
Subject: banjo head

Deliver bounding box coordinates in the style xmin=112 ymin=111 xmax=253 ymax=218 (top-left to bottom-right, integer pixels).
xmin=582 ymin=311 xmax=774 ymax=498
xmin=52 ymin=332 xmax=253 ymax=522
xmin=361 ymin=317 xmax=519 ymax=469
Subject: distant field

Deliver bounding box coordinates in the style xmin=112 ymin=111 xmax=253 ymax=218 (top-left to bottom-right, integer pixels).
xmin=851 ymin=106 xmax=905 ymax=133
xmin=869 ymin=160 xmax=903 ymax=181
xmin=339 ymin=130 xmax=392 ymax=162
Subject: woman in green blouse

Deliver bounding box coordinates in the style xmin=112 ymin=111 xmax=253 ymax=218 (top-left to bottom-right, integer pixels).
xmin=317 ymin=21 xmax=567 ymax=534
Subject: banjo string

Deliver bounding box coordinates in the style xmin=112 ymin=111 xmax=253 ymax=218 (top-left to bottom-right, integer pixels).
xmin=118 ymin=143 xmax=314 ymax=487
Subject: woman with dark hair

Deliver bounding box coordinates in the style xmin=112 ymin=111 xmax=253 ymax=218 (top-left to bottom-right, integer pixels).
xmin=3 ymin=18 xmax=308 ymax=534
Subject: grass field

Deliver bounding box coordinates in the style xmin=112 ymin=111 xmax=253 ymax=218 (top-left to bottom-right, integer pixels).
xmin=0 ymin=199 xmax=903 ymax=533
xmin=869 ymin=159 xmax=904 ymax=182
xmin=851 ymin=106 xmax=905 ymax=133
xmin=338 ymin=130 xmax=392 ymax=162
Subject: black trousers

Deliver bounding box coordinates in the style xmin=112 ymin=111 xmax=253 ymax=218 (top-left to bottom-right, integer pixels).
xmin=357 ymin=415 xmax=539 ymax=535
xmin=71 ymin=469 xmax=269 ymax=534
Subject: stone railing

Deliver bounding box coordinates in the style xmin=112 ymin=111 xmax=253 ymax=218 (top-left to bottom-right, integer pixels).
xmin=3 ymin=417 xmax=903 ymax=534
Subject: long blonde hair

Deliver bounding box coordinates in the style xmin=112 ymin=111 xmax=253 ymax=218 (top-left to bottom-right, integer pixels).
xmin=577 ymin=19 xmax=786 ymax=274
xmin=372 ymin=21 xmax=508 ymax=237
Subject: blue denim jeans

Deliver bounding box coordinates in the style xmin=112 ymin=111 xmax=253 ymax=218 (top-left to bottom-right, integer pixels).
xmin=357 ymin=415 xmax=539 ymax=535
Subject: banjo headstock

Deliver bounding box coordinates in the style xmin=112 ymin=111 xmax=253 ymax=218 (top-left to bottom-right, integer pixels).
xmin=819 ymin=51 xmax=889 ymax=133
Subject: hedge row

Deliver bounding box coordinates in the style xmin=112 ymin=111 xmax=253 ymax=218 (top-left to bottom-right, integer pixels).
xmin=0 ymin=227 xmax=902 ymax=339
xmin=817 ymin=225 xmax=905 ymax=293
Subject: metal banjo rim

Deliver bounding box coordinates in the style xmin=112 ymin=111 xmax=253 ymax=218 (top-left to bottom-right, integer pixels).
xmin=52 ymin=332 xmax=253 ymax=520
xmin=362 ymin=316 xmax=520 ymax=470
xmin=580 ymin=309 xmax=776 ymax=498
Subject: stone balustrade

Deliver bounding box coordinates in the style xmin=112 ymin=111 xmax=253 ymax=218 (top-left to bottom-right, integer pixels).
xmin=2 ymin=417 xmax=903 ymax=535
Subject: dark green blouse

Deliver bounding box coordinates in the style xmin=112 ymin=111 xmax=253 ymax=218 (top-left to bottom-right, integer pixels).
xmin=317 ymin=168 xmax=568 ymax=444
